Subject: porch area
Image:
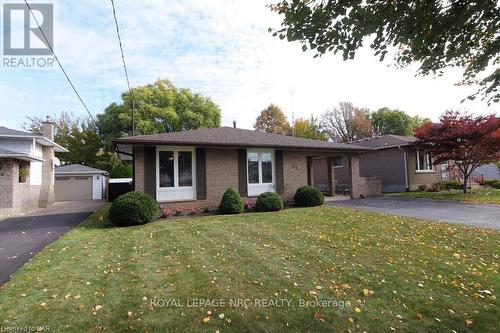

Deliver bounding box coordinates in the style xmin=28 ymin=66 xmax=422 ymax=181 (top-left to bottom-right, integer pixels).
xmin=307 ymin=154 xmax=381 ymax=199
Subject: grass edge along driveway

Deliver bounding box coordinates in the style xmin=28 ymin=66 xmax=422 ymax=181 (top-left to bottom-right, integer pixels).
xmin=0 ymin=206 xmax=498 ymax=332
xmin=388 ymin=188 xmax=500 ymax=205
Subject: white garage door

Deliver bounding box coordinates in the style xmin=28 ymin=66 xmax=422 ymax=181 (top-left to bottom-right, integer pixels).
xmin=55 ymin=176 xmax=93 ymax=201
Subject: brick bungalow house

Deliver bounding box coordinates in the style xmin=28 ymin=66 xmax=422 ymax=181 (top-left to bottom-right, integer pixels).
xmin=350 ymin=134 xmax=441 ymax=192
xmin=0 ymin=121 xmax=67 ymax=217
xmin=113 ymin=127 xmax=382 ymax=209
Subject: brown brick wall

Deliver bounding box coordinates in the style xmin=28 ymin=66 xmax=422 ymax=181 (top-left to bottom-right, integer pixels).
xmin=350 ymin=155 xmax=382 ymax=198
xmin=407 ymin=148 xmax=441 ymax=191
xmin=134 ymin=147 xmax=145 ymax=192
xmin=136 ymin=148 xmax=310 ymax=210
xmin=204 ymin=148 xmax=239 ymax=204
xmin=282 ymin=151 xmax=308 ymax=202
xmin=157 ymin=148 xmax=240 ymax=210
xmin=0 ymin=158 xmax=43 ymax=217
xmin=135 ymin=147 xmax=382 ymax=211
xmin=39 ymin=145 xmax=55 ymax=207
xmin=0 ymin=159 xmax=15 ymax=214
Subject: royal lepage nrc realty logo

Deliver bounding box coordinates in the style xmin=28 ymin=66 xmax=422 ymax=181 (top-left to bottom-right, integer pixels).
xmin=3 ymin=2 xmax=55 ymax=68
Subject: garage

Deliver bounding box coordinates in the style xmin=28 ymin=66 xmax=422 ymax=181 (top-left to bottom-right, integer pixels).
xmin=55 ymin=164 xmax=108 ymax=201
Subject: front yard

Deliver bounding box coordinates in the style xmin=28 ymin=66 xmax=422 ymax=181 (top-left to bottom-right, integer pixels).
xmin=0 ymin=206 xmax=498 ymax=332
xmin=389 ymin=188 xmax=500 ymax=205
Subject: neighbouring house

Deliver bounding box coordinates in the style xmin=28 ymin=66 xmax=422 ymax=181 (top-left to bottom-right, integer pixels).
xmin=350 ymin=134 xmax=441 ymax=192
xmin=441 ymin=161 xmax=499 ymax=184
xmin=475 ymin=163 xmax=500 ymax=180
xmin=113 ymin=127 xmax=382 ymax=209
xmin=55 ymin=164 xmax=108 ymax=201
xmin=0 ymin=122 xmax=68 ymax=217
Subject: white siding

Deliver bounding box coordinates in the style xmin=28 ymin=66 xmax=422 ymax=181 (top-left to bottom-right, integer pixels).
xmin=92 ymin=175 xmax=103 ymax=200
xmin=30 ymin=143 xmax=43 ymax=185
xmin=1 ymin=138 xmax=33 ymax=154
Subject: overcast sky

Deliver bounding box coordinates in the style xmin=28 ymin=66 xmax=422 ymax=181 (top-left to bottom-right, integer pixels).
xmin=0 ymin=0 xmax=498 ymax=131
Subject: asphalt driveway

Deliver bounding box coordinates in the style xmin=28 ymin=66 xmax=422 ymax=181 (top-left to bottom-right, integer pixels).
xmin=0 ymin=201 xmax=103 ymax=285
xmin=328 ymin=196 xmax=500 ymax=230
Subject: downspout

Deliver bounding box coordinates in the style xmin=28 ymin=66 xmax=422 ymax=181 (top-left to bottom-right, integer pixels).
xmin=399 ymin=146 xmax=409 ymax=192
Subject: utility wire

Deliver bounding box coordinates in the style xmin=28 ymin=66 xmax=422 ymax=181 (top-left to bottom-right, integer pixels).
xmin=109 ymin=0 xmax=136 ymax=135
xmin=23 ymin=0 xmax=98 ymax=126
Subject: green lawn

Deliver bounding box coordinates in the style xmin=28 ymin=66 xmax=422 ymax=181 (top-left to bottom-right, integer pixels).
xmin=0 ymin=206 xmax=498 ymax=332
xmin=389 ymin=188 xmax=500 ymax=205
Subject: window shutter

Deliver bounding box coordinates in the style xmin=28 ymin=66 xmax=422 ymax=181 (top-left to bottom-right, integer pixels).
xmin=238 ymin=149 xmax=248 ymax=197
xmin=196 ymin=148 xmax=207 ymax=200
xmin=144 ymin=146 xmax=156 ymax=200
xmin=327 ymin=157 xmax=334 ymax=196
xmin=275 ymin=150 xmax=284 ymax=194
xmin=307 ymin=156 xmax=312 ymax=186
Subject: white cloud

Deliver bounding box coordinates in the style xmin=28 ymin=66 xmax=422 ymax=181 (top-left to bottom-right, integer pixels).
xmin=0 ymin=0 xmax=497 ymax=130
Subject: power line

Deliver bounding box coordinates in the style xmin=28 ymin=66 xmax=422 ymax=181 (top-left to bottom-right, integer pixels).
xmin=23 ymin=0 xmax=98 ymax=126
xmin=109 ymin=0 xmax=136 ymax=135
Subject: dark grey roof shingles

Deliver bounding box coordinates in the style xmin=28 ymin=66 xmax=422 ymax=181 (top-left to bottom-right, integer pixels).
xmin=349 ymin=134 xmax=416 ymax=149
xmin=0 ymin=126 xmax=34 ymax=136
xmin=55 ymin=164 xmax=107 ymax=174
xmin=114 ymin=127 xmax=369 ymax=151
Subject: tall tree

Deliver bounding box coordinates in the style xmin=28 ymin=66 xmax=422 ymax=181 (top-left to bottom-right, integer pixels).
xmin=415 ymin=111 xmax=500 ymax=193
xmin=98 ymin=80 xmax=221 ymax=148
xmin=292 ymin=116 xmax=327 ymax=140
xmin=254 ymin=104 xmax=291 ymax=134
xmin=321 ymin=102 xmax=372 ymax=143
xmin=270 ymin=1 xmax=499 ymax=104
xmin=24 ymin=112 xmax=125 ymax=172
xmin=372 ymin=107 xmax=430 ymax=136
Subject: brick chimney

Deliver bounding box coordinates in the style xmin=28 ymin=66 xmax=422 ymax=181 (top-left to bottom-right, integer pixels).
xmin=42 ymin=116 xmax=54 ymax=141
xmin=39 ymin=116 xmax=55 ymax=208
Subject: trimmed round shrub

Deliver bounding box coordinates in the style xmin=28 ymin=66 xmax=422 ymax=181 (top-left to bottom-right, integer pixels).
xmin=218 ymin=188 xmax=244 ymax=214
xmin=109 ymin=191 xmax=158 ymax=226
xmin=492 ymin=180 xmax=500 ymax=189
xmin=294 ymin=186 xmax=324 ymax=207
xmin=255 ymin=192 xmax=283 ymax=212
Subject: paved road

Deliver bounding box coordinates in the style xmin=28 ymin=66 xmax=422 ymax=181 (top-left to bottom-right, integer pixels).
xmin=0 ymin=201 xmax=103 ymax=285
xmin=328 ymin=196 xmax=500 ymax=230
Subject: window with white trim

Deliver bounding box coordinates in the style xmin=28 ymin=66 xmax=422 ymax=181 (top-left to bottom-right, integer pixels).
xmin=247 ymin=150 xmax=275 ymax=196
xmin=416 ymin=150 xmax=433 ymax=171
xmin=157 ymin=148 xmax=196 ymax=202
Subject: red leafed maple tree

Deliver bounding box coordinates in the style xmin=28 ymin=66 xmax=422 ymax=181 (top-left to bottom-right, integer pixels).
xmin=415 ymin=111 xmax=500 ymax=193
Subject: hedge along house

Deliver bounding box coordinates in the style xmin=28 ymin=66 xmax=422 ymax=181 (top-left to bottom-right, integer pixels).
xmin=113 ymin=127 xmax=381 ymax=209
xmin=352 ymin=134 xmax=442 ymax=192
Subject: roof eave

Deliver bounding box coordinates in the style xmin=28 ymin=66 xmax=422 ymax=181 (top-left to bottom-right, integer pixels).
xmin=112 ymin=140 xmax=371 ymax=152
xmin=35 ymin=137 xmax=69 ymax=152
xmin=0 ymin=153 xmax=44 ymax=162
xmin=369 ymin=143 xmax=414 ymax=150
xmin=55 ymin=171 xmax=109 ymax=175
